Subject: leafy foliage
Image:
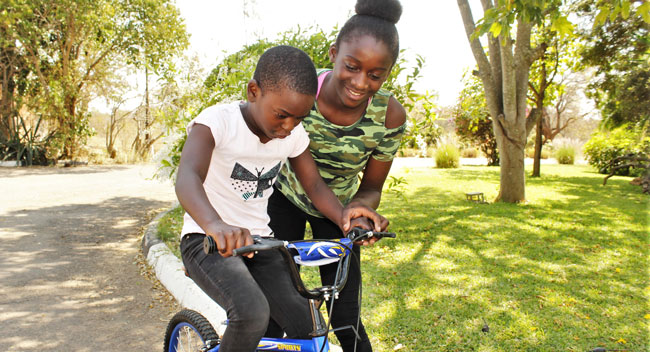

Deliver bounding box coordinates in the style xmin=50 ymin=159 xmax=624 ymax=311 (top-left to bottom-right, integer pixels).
xmin=583 ymin=125 xmax=650 ymax=175
xmin=0 ymin=0 xmax=189 ymax=160
xmin=577 ymin=0 xmax=650 ymax=130
xmin=453 ymin=71 xmax=499 ymax=166
xmin=159 ymin=26 xmax=435 ymax=178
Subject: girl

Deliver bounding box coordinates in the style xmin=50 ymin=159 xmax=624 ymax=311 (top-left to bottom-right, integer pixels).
xmin=268 ymin=1 xmax=406 ymax=351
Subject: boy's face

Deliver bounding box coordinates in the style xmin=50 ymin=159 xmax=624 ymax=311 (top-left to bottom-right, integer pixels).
xmin=246 ymin=81 xmax=314 ymax=143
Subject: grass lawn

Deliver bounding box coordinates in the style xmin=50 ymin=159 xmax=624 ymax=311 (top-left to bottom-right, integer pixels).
xmin=157 ymin=163 xmax=649 ymax=352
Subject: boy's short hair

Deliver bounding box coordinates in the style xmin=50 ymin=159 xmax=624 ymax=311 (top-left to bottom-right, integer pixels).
xmin=253 ymin=45 xmax=317 ymax=96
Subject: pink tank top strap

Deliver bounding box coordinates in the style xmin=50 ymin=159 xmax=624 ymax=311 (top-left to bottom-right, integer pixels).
xmin=317 ymin=71 xmax=330 ymax=98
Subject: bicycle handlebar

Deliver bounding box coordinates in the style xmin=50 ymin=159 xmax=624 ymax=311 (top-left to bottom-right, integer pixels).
xmin=201 ymin=228 xmax=396 ymax=301
xmin=346 ymin=227 xmax=396 ymax=242
xmin=203 ymin=228 xmax=397 ymax=256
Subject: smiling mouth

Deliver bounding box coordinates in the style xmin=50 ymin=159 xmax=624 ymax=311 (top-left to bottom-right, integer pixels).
xmin=346 ymin=87 xmax=365 ymax=99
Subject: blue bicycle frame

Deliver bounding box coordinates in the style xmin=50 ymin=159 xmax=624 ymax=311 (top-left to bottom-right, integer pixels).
xmin=216 ymin=336 xmax=329 ymax=352
xmin=167 ymin=321 xmax=330 ymax=351
xmin=167 ymin=230 xmax=395 ymax=352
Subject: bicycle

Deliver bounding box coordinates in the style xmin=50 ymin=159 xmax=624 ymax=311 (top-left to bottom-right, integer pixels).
xmin=163 ymin=227 xmax=396 ymax=352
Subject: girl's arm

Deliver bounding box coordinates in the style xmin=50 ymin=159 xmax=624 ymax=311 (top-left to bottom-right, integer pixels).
xmin=288 ymin=149 xmax=388 ymax=233
xmin=175 ymin=124 xmax=253 ymax=257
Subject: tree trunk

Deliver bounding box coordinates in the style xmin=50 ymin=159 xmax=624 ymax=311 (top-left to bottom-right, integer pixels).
xmin=457 ymin=0 xmax=542 ymax=203
xmin=0 ymin=43 xmax=18 ymax=143
xmin=496 ymin=132 xmax=526 ymax=202
xmin=532 ymin=117 xmax=543 ymax=177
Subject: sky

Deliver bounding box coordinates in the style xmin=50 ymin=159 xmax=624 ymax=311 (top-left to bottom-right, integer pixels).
xmin=174 ymin=0 xmax=482 ymax=107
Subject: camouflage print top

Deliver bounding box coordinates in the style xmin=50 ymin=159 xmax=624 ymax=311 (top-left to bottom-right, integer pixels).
xmin=275 ymin=69 xmax=406 ymax=218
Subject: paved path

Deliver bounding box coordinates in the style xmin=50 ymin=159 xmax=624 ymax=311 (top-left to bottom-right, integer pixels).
xmin=0 ymin=164 xmax=178 ymax=351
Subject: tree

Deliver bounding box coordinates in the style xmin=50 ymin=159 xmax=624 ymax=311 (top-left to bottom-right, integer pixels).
xmin=528 ymin=26 xmax=559 ymax=178
xmin=0 ymin=0 xmax=188 ymax=160
xmin=540 ymin=71 xmax=593 ymax=143
xmin=454 ymin=71 xmax=499 ymax=166
xmin=456 ymin=0 xmax=570 ymax=202
xmin=576 ymin=0 xmax=650 ymax=130
xmin=106 ymin=100 xmax=134 ymax=159
xmin=527 ymin=23 xmax=588 ymax=177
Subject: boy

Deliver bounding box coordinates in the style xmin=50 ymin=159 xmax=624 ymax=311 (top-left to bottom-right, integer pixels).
xmin=175 ymin=45 xmax=388 ymax=352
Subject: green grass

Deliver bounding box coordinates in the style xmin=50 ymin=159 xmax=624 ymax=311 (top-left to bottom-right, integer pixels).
xmin=157 ymin=205 xmax=184 ymax=258
xmin=158 ymin=164 xmax=649 ymax=352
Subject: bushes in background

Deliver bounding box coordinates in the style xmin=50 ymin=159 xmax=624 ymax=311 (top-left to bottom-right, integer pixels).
xmin=435 ymin=143 xmax=460 ymax=168
xmin=583 ymin=125 xmax=650 ymax=176
xmin=555 ymin=145 xmax=576 ymax=165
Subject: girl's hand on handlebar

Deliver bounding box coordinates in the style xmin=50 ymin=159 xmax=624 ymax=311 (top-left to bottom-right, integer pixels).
xmin=205 ymin=221 xmax=255 ymax=258
xmin=348 ymin=217 xmax=380 ymax=246
xmin=341 ymin=202 xmax=389 ymax=233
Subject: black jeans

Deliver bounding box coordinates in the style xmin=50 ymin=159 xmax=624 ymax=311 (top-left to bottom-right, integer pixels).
xmin=181 ymin=233 xmax=313 ymax=352
xmin=267 ymin=189 xmax=372 ymax=352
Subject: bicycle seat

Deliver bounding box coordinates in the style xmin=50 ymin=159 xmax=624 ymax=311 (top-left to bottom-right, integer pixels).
xmin=287 ymin=238 xmax=352 ymax=266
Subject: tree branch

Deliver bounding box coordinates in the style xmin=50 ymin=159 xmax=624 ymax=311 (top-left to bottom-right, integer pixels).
xmin=457 ymin=0 xmax=493 ymax=89
xmin=457 ymin=0 xmax=501 ymax=121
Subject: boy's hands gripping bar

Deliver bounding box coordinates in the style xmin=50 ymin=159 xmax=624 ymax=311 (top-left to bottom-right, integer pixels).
xmin=346 ymin=227 xmax=396 ymax=242
xmin=203 ymin=235 xmax=285 ymax=256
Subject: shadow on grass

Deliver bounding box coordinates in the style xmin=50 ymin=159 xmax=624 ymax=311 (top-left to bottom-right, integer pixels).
xmin=360 ymin=165 xmax=648 ymax=351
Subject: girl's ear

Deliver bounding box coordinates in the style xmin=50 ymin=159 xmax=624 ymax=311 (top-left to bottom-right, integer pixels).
xmin=328 ymin=44 xmax=337 ymax=63
xmin=246 ymin=79 xmax=260 ymax=102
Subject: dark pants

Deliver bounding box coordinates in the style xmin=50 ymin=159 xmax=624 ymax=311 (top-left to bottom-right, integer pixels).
xmin=267 ymin=189 xmax=372 ymax=352
xmin=181 ymin=233 xmax=313 ymax=352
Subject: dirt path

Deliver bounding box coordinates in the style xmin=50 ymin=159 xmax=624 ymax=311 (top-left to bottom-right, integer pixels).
xmin=0 ymin=164 xmax=180 ymax=351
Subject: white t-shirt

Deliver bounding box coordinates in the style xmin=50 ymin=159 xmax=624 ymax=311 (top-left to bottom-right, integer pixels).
xmin=180 ymin=102 xmax=310 ymax=238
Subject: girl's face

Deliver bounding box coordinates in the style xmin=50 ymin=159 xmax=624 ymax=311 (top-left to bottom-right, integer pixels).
xmin=245 ymin=81 xmax=313 ymax=143
xmin=329 ymin=35 xmax=394 ymax=109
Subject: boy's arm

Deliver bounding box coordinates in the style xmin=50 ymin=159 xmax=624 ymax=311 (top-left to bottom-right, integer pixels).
xmin=175 ymin=124 xmax=253 ymax=257
xmin=288 ymin=149 xmax=389 ymax=233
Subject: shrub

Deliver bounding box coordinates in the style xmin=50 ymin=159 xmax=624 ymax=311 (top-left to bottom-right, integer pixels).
xmin=435 ymin=143 xmax=460 ymax=168
xmin=526 ymin=144 xmax=551 ymax=159
xmin=555 ymin=145 xmax=575 ymax=165
xmin=583 ymin=125 xmax=650 ymax=175
xmin=461 ymin=148 xmax=478 ymax=158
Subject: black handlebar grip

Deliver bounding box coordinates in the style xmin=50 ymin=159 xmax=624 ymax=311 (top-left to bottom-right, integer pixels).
xmin=203 ymin=236 xmax=217 ymax=255
xmin=376 ymin=232 xmax=397 ymax=238
xmin=232 ymin=245 xmax=257 ymax=257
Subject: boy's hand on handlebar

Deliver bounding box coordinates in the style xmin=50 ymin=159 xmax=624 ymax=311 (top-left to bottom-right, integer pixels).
xmin=348 ymin=217 xmax=380 ymax=246
xmin=205 ymin=221 xmax=255 ymax=258
xmin=341 ymin=202 xmax=389 ymax=233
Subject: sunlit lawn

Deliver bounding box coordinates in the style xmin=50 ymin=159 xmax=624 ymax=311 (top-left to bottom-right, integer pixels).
xmin=363 ymin=163 xmax=648 ymax=352
xmin=158 ymin=163 xmax=649 ymax=352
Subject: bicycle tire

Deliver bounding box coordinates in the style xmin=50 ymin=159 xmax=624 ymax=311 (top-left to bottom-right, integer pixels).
xmin=164 ymin=309 xmax=220 ymax=352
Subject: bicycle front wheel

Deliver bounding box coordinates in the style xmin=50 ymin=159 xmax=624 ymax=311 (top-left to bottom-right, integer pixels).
xmin=164 ymin=309 xmax=219 ymax=352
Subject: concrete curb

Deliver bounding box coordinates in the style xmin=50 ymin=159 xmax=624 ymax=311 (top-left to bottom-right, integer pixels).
xmin=141 ymin=206 xmax=227 ymax=334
